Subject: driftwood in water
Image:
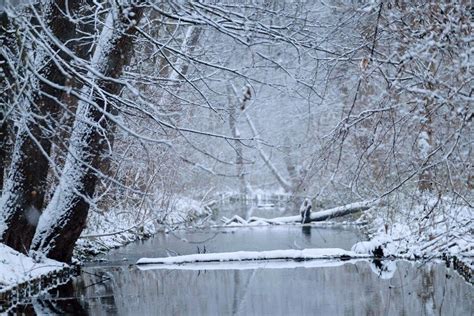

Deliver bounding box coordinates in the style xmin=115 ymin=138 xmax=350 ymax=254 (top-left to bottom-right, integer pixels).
xmin=136 ymin=248 xmax=371 ymax=265
xmin=223 ymin=200 xmax=377 ymax=226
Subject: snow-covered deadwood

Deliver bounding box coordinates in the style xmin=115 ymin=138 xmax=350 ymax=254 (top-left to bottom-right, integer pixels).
xmin=136 ymin=248 xmax=369 ymax=265
xmin=223 ymin=200 xmax=376 ymax=225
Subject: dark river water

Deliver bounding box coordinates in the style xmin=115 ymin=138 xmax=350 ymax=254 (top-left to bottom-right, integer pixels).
xmin=14 ymin=203 xmax=474 ymax=315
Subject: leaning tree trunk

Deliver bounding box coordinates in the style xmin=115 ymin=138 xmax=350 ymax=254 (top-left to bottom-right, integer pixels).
xmin=235 ymin=84 xmax=293 ymax=193
xmin=0 ymin=0 xmax=82 ymax=253
xmin=44 ymin=1 xmax=97 ymax=204
xmin=0 ymin=10 xmax=21 ymax=195
xmin=31 ymin=4 xmax=144 ymax=262
xmin=0 ymin=120 xmax=8 ymax=194
xmin=0 ymin=11 xmax=14 ymax=195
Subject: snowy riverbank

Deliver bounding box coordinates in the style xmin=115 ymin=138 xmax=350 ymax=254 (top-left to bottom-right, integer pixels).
xmin=0 ymin=244 xmax=66 ymax=293
xmin=0 ymin=196 xmax=210 ymax=311
xmin=356 ymin=203 xmax=472 ymax=257
xmin=0 ymin=243 xmax=78 ymax=313
xmin=74 ymin=197 xmax=212 ymax=259
xmin=352 ymin=199 xmax=473 ymax=281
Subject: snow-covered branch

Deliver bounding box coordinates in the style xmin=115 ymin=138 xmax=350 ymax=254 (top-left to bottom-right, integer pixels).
xmin=223 ymin=200 xmax=377 ymax=225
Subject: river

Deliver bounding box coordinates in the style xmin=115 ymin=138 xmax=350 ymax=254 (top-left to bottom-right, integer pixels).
xmin=14 ymin=202 xmax=474 ymax=315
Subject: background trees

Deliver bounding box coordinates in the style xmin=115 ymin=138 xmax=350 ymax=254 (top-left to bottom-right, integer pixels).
xmin=0 ymin=1 xmax=471 ymax=262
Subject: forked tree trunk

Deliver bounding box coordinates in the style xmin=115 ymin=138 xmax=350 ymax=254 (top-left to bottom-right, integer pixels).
xmin=31 ymin=4 xmax=144 ymax=262
xmin=0 ymin=0 xmax=82 ymax=252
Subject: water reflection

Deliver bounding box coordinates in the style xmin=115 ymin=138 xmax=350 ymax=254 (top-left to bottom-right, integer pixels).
xmin=20 ymin=260 xmax=472 ymax=315
xmin=10 ymin=282 xmax=89 ymax=315
xmin=98 ymin=225 xmax=364 ymax=265
xmin=8 ymin=210 xmax=472 ymax=315
xmin=301 ymin=225 xmax=311 ymax=235
xmin=302 ymin=225 xmax=311 ymax=242
xmin=369 ymin=259 xmax=397 ymax=279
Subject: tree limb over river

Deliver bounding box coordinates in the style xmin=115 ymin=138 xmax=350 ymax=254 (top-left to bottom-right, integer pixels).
xmin=221 ymin=200 xmax=378 ymax=226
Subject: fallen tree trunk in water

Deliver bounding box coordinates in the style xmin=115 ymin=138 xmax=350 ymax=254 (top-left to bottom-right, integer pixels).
xmin=136 ymin=248 xmax=371 ymax=265
xmin=223 ymin=199 xmax=378 ymax=225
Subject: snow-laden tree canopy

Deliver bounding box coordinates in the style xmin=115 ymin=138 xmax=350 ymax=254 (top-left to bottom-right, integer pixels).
xmin=0 ymin=0 xmax=472 ymax=262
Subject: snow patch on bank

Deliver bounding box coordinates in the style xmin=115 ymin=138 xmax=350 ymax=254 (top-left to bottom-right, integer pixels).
xmin=162 ymin=196 xmax=211 ymax=225
xmin=0 ymin=244 xmax=65 ymax=291
xmin=354 ymin=199 xmax=473 ymax=262
xmin=74 ymin=196 xmax=211 ymax=258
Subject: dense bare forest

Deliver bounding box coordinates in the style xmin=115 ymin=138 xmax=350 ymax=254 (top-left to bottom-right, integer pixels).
xmin=0 ymin=2 xmax=472 ymax=312
xmin=0 ymin=0 xmax=474 ymax=314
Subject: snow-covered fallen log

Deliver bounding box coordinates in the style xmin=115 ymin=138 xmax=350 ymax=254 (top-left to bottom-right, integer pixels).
xmin=275 ymin=199 xmax=377 ymax=223
xmin=136 ymin=248 xmax=370 ymax=265
xmin=222 ymin=199 xmax=377 ymax=226
xmin=137 ymin=258 xmax=367 ymax=271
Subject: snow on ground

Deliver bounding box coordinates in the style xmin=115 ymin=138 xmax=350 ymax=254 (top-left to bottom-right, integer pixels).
xmin=0 ymin=196 xmax=209 ymax=305
xmin=0 ymin=244 xmax=65 ymax=291
xmin=75 ymin=196 xmax=211 ymax=259
xmin=74 ymin=209 xmax=158 ymax=258
xmin=353 ymin=198 xmax=473 ymax=264
xmin=136 ymin=248 xmax=368 ymax=265
xmin=164 ymin=196 xmax=212 ymax=225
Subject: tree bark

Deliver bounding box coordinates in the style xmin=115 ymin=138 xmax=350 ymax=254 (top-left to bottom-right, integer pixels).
xmin=0 ymin=120 xmax=8 ymax=194
xmin=417 ymin=99 xmax=434 ymax=192
xmin=44 ymin=1 xmax=97 ymax=205
xmin=0 ymin=0 xmax=82 ymax=252
xmin=0 ymin=12 xmax=13 ymax=195
xmin=227 ymin=87 xmax=247 ymax=196
xmin=31 ymin=4 xmax=144 ymax=262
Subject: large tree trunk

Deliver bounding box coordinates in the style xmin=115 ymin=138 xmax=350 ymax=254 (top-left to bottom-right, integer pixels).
xmin=0 ymin=1 xmax=82 ymax=252
xmin=31 ymin=4 xmax=144 ymax=262
xmin=0 ymin=120 xmax=8 ymax=194
xmin=0 ymin=12 xmax=13 ymax=195
xmin=44 ymin=1 xmax=97 ymax=205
